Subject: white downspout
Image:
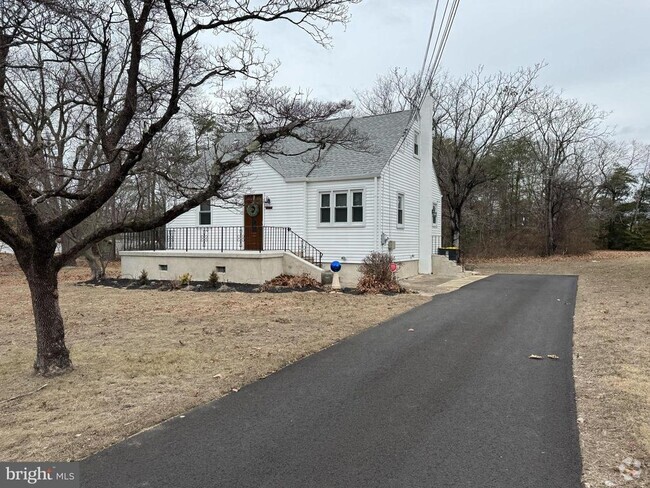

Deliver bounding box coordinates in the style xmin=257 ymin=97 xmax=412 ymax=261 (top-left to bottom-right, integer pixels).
xmin=303 ymin=181 xmax=308 ymax=239
xmin=418 ymin=95 xmax=434 ymax=274
xmin=374 ymin=176 xmax=379 ymax=251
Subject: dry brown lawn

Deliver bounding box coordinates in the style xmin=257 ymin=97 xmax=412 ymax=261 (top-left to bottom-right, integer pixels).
xmin=472 ymin=251 xmax=650 ymax=488
xmin=0 ymin=255 xmax=427 ymax=461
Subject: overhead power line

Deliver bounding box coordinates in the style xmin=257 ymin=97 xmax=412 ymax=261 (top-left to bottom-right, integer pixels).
xmin=398 ymin=0 xmax=461 ymax=149
xmin=418 ymin=0 xmax=461 ymax=108
xmin=426 ymin=0 xmax=460 ymax=92
xmin=408 ymin=0 xmax=461 ymax=121
xmin=415 ymin=0 xmax=442 ymax=95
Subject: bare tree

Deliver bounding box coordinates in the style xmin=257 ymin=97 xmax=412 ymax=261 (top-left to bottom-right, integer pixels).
xmin=0 ymin=0 xmax=361 ymax=375
xmin=355 ymin=68 xmax=421 ymax=115
xmin=356 ymin=65 xmax=545 ymax=250
xmin=434 ymin=65 xmax=545 ymax=248
xmin=523 ymin=92 xmax=608 ymax=255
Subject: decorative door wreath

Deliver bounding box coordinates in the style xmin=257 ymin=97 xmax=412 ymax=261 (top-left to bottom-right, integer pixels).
xmin=246 ymin=202 xmax=260 ymax=217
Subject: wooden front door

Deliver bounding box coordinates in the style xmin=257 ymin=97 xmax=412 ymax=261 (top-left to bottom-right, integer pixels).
xmin=244 ymin=194 xmax=264 ymax=251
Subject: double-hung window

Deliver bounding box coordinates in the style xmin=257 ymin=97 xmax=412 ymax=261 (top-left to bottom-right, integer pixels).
xmin=320 ymin=193 xmax=331 ymax=223
xmin=334 ymin=192 xmax=348 ymax=223
xmin=319 ymin=190 xmax=364 ymax=225
xmin=351 ymin=191 xmax=363 ymax=222
xmin=199 ymin=201 xmax=211 ymax=225
xmin=413 ymin=131 xmax=420 ymax=156
xmin=397 ymin=193 xmax=405 ymax=227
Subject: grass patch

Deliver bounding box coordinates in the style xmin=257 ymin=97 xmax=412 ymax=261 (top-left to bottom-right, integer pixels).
xmin=0 ymin=255 xmax=427 ymax=461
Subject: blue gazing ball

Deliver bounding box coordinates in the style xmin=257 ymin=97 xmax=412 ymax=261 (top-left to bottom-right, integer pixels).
xmin=330 ymin=260 xmax=342 ymax=273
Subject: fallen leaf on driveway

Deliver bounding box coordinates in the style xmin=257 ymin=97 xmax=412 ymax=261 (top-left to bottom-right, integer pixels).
xmin=529 ymin=354 xmax=544 ymax=360
xmin=547 ymin=354 xmax=560 ymax=360
xmin=408 ymin=328 xmax=414 ymax=332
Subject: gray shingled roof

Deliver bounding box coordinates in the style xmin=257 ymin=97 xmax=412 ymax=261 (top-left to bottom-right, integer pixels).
xmin=219 ymin=110 xmax=413 ymax=181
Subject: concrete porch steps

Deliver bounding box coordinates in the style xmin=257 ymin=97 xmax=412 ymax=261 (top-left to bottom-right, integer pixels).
xmin=431 ymin=254 xmax=464 ymax=276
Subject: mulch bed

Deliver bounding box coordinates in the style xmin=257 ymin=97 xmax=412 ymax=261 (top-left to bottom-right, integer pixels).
xmin=77 ymin=278 xmax=324 ymax=294
xmin=76 ymin=278 xmax=408 ymax=295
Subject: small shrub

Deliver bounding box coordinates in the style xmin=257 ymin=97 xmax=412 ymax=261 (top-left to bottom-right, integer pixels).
xmin=261 ymin=274 xmax=322 ymax=291
xmin=138 ymin=269 xmax=149 ymax=285
xmin=208 ymin=269 xmax=220 ymax=288
xmin=357 ymin=252 xmax=403 ymax=294
xmin=178 ymin=272 xmax=192 ymax=287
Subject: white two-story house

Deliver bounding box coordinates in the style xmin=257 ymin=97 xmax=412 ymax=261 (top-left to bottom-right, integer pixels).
xmin=121 ymin=96 xmax=444 ymax=287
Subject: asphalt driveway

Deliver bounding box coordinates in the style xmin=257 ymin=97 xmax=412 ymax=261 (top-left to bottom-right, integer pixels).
xmin=81 ymin=274 xmax=581 ymax=488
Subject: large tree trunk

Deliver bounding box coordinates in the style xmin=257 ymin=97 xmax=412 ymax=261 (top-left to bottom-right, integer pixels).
xmin=451 ymin=208 xmax=462 ymax=248
xmin=23 ymin=260 xmax=73 ymax=376
xmin=545 ymin=178 xmax=555 ymax=256
xmin=449 ymin=206 xmax=463 ymax=264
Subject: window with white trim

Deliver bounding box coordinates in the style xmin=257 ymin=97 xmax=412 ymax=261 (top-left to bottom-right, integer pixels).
xmin=414 ymin=131 xmax=420 ymax=156
xmin=199 ymin=200 xmax=211 ymax=225
xmin=352 ymin=191 xmax=363 ymax=222
xmin=397 ymin=193 xmax=405 ymax=227
xmin=319 ymin=190 xmax=364 ymax=224
xmin=334 ymin=192 xmax=348 ymax=223
xmin=432 ymin=203 xmax=438 ymax=225
xmin=320 ymin=193 xmax=331 ymax=223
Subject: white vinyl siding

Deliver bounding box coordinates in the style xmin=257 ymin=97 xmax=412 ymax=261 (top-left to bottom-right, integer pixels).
xmin=432 ymin=163 xmax=443 ymax=253
xmin=167 ymin=156 xmax=305 ymax=235
xmin=378 ymin=125 xmax=421 ymax=262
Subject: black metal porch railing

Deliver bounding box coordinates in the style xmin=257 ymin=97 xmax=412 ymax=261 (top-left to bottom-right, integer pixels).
xmin=122 ymin=226 xmax=167 ymax=252
xmin=122 ymin=226 xmax=323 ymax=267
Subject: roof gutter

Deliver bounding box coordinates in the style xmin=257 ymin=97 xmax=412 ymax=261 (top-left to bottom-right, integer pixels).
xmin=285 ymin=174 xmax=381 ymax=183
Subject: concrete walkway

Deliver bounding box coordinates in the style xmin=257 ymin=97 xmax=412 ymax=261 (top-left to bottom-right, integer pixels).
xmin=400 ymin=271 xmax=487 ymax=296
xmin=81 ymin=274 xmax=581 ymax=488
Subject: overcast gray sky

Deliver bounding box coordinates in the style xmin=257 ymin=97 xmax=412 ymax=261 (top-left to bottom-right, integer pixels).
xmin=256 ymin=0 xmax=650 ymax=143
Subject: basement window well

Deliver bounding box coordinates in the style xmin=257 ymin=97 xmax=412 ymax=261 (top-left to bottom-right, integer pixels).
xmin=158 ymin=264 xmax=168 ymax=271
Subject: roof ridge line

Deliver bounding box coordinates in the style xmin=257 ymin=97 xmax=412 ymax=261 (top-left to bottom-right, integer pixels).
xmin=325 ymin=109 xmax=412 ymax=123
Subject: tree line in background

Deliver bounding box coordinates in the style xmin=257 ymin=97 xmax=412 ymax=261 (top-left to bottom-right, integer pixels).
xmin=356 ymin=65 xmax=650 ymax=257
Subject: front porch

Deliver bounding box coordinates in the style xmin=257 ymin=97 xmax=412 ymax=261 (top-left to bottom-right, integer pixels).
xmin=121 ymin=226 xmax=323 ymax=267
xmin=120 ymin=226 xmax=326 ymax=285
xmin=120 ymin=249 xmax=325 ymax=285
